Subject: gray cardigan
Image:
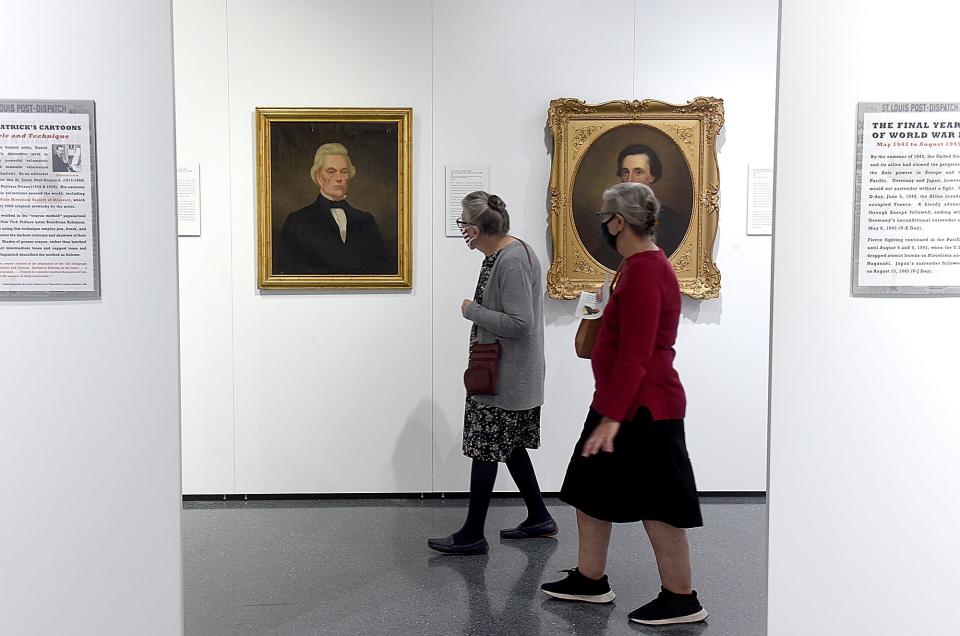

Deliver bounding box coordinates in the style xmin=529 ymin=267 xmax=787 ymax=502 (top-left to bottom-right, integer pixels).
xmin=464 ymin=240 xmax=545 ymax=411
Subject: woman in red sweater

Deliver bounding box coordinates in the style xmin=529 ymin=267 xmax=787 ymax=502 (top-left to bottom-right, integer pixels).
xmin=541 ymin=182 xmax=707 ymax=626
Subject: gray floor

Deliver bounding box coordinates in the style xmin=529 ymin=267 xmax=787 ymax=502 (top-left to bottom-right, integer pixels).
xmin=183 ymin=497 xmax=766 ymax=635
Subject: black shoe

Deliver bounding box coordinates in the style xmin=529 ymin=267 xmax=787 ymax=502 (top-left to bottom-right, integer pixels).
xmin=427 ymin=534 xmax=489 ymax=555
xmin=540 ymin=568 xmax=616 ymax=603
xmin=628 ymin=587 xmax=708 ymax=625
xmin=500 ymin=518 xmax=558 ymax=539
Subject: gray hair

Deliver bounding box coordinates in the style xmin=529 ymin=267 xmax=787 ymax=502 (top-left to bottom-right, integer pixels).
xmin=601 ymin=182 xmax=660 ymax=237
xmin=310 ymin=143 xmax=356 ymax=187
xmin=461 ymin=191 xmax=510 ymax=236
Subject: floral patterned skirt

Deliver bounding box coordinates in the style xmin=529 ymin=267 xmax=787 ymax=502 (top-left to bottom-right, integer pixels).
xmin=462 ymin=397 xmax=541 ymax=462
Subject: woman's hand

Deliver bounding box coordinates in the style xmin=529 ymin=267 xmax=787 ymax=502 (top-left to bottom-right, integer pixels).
xmin=461 ymin=299 xmax=474 ymax=317
xmin=581 ymin=417 xmax=620 ymax=457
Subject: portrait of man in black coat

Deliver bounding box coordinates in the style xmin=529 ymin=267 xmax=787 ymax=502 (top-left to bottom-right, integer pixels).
xmin=571 ymin=128 xmax=695 ymax=272
xmin=614 ymin=144 xmax=691 ymax=259
xmin=277 ymin=143 xmax=391 ymax=275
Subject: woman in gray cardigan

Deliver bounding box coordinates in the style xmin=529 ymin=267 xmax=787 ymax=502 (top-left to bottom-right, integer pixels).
xmin=428 ymin=191 xmax=554 ymax=555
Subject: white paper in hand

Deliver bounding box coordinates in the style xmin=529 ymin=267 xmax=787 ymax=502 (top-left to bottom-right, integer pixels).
xmin=574 ymin=271 xmax=612 ymax=319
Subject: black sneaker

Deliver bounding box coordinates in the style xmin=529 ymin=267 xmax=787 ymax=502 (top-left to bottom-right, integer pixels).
xmin=628 ymin=587 xmax=708 ymax=625
xmin=541 ymin=568 xmax=616 ymax=603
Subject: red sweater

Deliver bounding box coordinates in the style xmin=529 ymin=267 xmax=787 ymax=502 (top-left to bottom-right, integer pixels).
xmin=591 ymin=249 xmax=686 ymax=422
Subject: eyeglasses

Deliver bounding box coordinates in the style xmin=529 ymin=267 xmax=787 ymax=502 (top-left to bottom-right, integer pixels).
xmin=594 ymin=210 xmax=617 ymax=221
xmin=455 ymin=219 xmax=476 ymax=229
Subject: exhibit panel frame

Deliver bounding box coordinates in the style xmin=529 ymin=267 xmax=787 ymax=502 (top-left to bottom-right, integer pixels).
xmin=0 ymin=99 xmax=100 ymax=299
xmin=546 ymin=97 xmax=723 ymax=300
xmin=852 ymin=101 xmax=960 ymax=297
xmin=256 ymin=107 xmax=413 ymax=290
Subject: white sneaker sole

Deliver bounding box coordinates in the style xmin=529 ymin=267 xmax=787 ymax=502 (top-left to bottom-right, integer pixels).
xmin=629 ymin=608 xmax=709 ymax=625
xmin=541 ymin=589 xmax=617 ymax=604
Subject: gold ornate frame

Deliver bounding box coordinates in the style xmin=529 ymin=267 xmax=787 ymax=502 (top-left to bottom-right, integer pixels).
xmin=546 ymin=98 xmax=723 ymax=299
xmin=256 ymin=107 xmax=413 ymax=289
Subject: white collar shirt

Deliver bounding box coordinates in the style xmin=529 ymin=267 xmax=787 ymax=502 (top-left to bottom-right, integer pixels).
xmin=329 ymin=207 xmax=347 ymax=243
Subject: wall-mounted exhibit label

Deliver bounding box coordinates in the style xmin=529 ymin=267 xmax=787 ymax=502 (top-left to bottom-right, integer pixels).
xmin=446 ymin=165 xmax=489 ymax=237
xmin=0 ymin=100 xmax=99 ymax=298
xmin=854 ymin=102 xmax=960 ymax=295
xmin=747 ymin=164 xmax=773 ymax=236
xmin=177 ymin=164 xmax=201 ymax=237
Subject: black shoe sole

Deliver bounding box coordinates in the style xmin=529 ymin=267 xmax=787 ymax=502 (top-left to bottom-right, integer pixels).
xmin=499 ymin=528 xmax=559 ymax=539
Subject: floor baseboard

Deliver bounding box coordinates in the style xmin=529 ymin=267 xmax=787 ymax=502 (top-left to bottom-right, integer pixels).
xmin=183 ymin=491 xmax=766 ymax=502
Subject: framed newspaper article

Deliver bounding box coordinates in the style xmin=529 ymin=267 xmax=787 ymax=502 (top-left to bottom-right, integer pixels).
xmin=0 ymin=99 xmax=99 ymax=299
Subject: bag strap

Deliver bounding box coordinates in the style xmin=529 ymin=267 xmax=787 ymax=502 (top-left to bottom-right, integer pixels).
xmin=512 ymin=237 xmax=533 ymax=266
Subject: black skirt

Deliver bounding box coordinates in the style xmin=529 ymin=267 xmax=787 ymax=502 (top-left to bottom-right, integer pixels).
xmin=559 ymin=407 xmax=703 ymax=528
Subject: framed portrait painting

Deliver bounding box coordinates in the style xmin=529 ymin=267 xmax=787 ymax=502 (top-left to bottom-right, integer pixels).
xmin=546 ymin=97 xmax=724 ymax=299
xmin=256 ymin=107 xmax=413 ymax=289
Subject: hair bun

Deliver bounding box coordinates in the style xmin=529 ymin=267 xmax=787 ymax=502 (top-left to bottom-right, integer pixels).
xmin=487 ymin=194 xmax=505 ymax=212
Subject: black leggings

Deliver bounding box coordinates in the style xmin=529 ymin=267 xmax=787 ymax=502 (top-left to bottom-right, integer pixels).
xmin=454 ymin=447 xmax=551 ymax=542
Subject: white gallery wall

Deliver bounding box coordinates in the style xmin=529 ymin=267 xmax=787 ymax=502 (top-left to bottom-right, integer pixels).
xmin=0 ymin=1 xmax=184 ymax=635
xmin=175 ymin=0 xmax=778 ymax=494
xmin=768 ymin=1 xmax=960 ymax=634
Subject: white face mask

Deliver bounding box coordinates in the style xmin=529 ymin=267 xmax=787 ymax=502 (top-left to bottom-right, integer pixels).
xmin=460 ymin=225 xmax=478 ymax=249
